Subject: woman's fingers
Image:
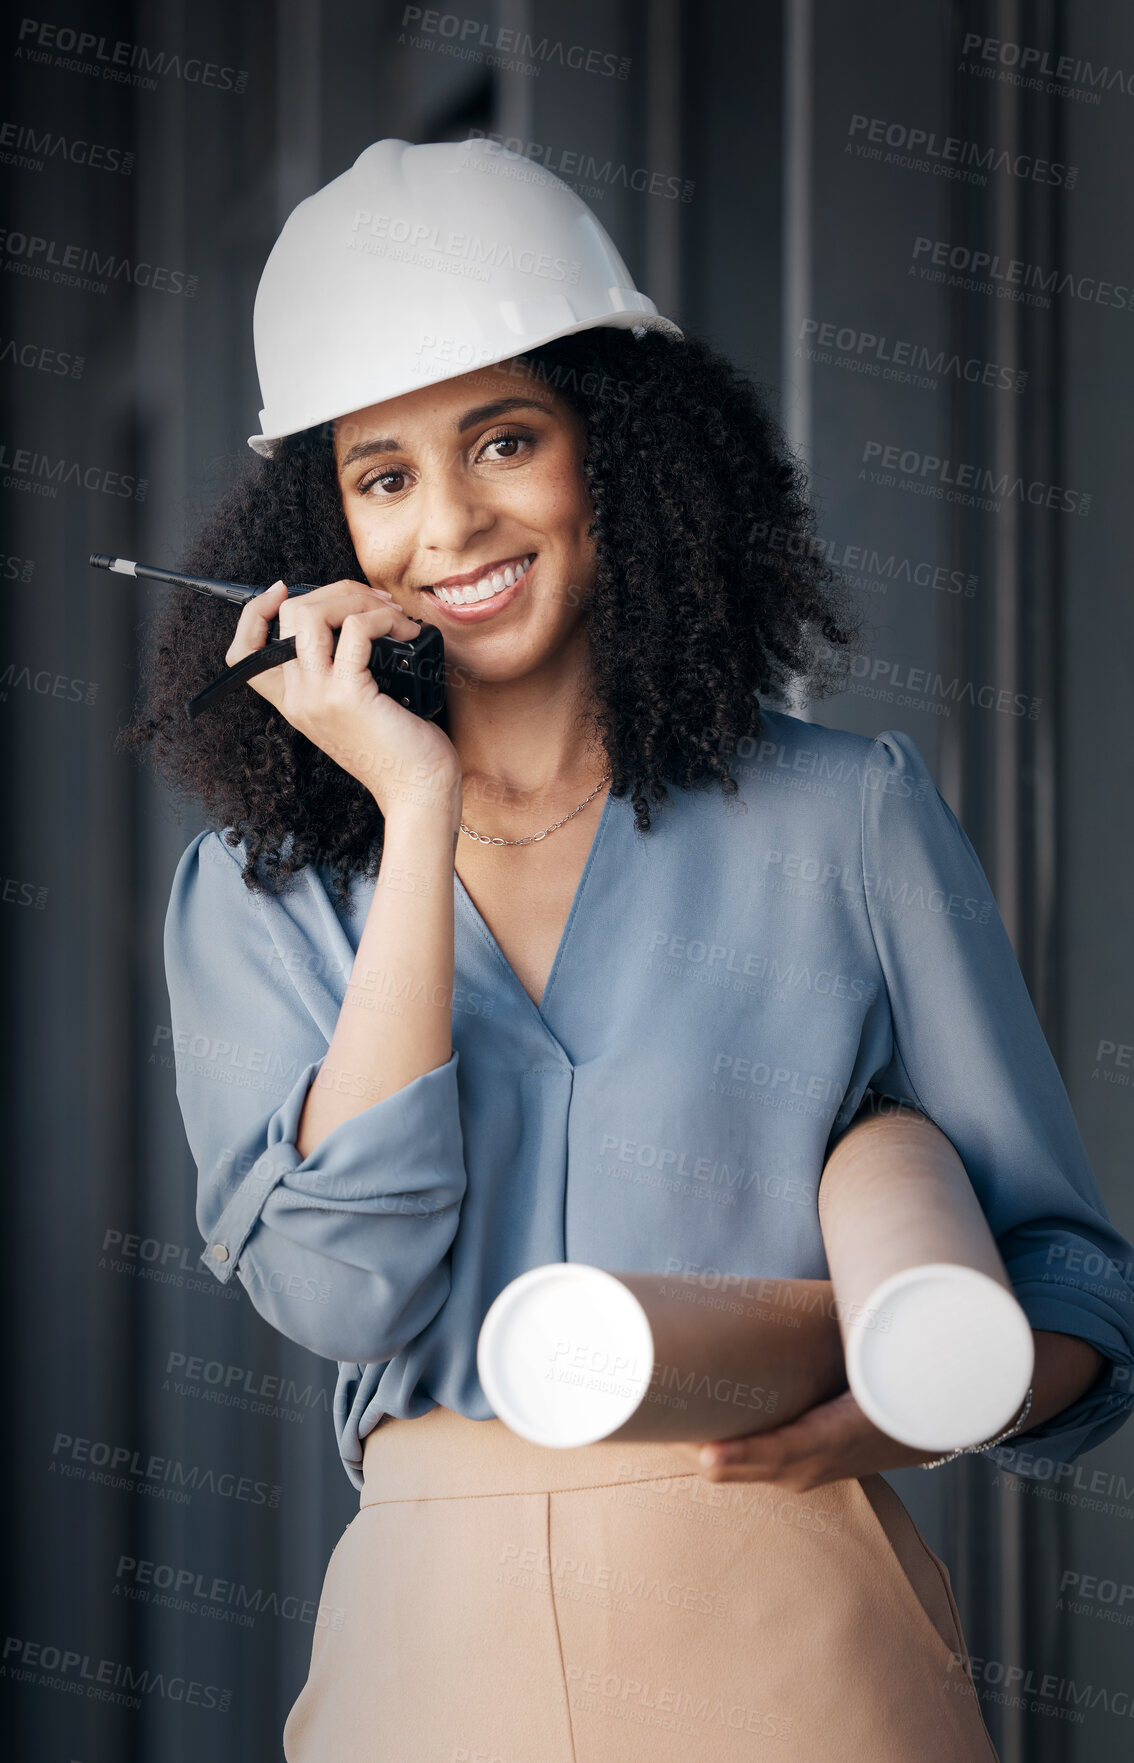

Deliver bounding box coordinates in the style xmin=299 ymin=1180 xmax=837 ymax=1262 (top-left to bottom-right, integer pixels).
xmin=240 ymin=591 xmax=428 ymax=726
xmin=225 ymin=578 xmax=400 ymax=670
xmin=225 ymin=579 xmax=288 ymax=666
xmin=332 ymin=606 xmax=423 ymax=677
xmin=280 ymin=594 xmax=338 ymax=677
xmin=673 ymin=1430 xmax=792 ymax=1478
xmin=222 ymin=579 xmax=409 ymax=709
xmin=673 ymin=1390 xmax=929 ymax=1489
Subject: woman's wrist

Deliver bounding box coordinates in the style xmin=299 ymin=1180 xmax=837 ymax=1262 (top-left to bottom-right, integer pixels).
xmin=375 ymin=773 xmax=463 ymax=835
xmin=919 ymin=1385 xmax=1034 ymax=1470
xmin=377 ymin=794 xmax=463 ymax=886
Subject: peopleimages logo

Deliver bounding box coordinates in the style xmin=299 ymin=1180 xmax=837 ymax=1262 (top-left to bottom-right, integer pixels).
xmin=796 ymin=318 xmax=1026 ymax=394
xmin=0 ymin=440 xmax=145 ymax=500
xmin=0 ymin=226 xmax=198 ymax=296
xmin=50 ymin=1432 xmax=283 ymax=1507
xmin=846 ymin=113 xmax=1076 ymax=188
xmin=464 ymin=130 xmax=694 ymax=203
xmin=150 ymin=1023 xmax=299 ymax=1086
xmin=114 ymin=1555 xmax=343 ymax=1632
xmin=0 ymin=118 xmax=134 ymax=175
xmin=860 ymin=438 xmax=1090 ymax=515
xmin=910 ymin=235 xmax=1134 ymax=311
xmin=15 ymin=18 xmax=249 ymax=92
xmin=958 ymin=32 xmax=1134 ymax=99
xmin=162 ymin=1349 xmax=332 ymax=1419
xmin=398 ymin=7 xmax=630 ymax=80
xmin=0 ymin=333 xmax=84 ymax=376
xmin=644 ymin=930 xmax=879 ymax=1001
xmin=2 ymin=1634 xmax=231 ymax=1713
xmin=348 ymin=210 xmax=582 ymax=284
xmin=0 ymin=662 xmax=98 ymax=703
xmin=946 ymin=1651 xmax=1134 ymax=1721
xmin=748 ymin=520 xmax=979 ymax=599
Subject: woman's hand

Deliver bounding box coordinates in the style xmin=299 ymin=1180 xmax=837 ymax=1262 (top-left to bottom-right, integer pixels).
xmin=674 ymin=1328 xmax=1104 ymax=1491
xmin=227 ymin=578 xmax=462 ymax=821
xmin=673 ymin=1389 xmax=939 ymax=1492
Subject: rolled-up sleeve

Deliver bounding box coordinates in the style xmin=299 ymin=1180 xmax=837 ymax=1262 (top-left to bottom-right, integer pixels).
xmin=859 ymin=731 xmax=1134 ymax=1476
xmin=163 ymin=830 xmax=468 ymax=1363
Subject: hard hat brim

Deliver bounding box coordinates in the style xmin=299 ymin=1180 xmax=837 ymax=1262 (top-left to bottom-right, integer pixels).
xmin=246 ymin=309 xmax=684 ymax=458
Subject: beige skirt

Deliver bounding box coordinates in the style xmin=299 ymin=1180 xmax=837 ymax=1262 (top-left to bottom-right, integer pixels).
xmin=284 ymin=1405 xmax=998 ymax=1762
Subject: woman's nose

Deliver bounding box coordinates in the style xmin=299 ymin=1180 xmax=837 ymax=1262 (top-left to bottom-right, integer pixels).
xmin=413 ymin=468 xmax=495 ymax=556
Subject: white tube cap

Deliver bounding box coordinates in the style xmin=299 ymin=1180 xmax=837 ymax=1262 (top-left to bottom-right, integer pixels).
xmin=846 ymin=1263 xmax=1035 ymax=1452
xmin=477 ymin=1264 xmax=654 ymax=1447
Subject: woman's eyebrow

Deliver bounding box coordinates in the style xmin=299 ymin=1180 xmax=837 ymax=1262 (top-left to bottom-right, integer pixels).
xmin=339 ymin=436 xmax=400 ymax=468
xmin=338 ymin=398 xmax=555 ymax=471
xmin=455 ymin=396 xmax=554 ymax=433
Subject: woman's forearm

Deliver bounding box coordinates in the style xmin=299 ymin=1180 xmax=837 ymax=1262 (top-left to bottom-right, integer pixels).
xmin=825 ymin=1107 xmax=1106 ymax=1441
xmin=296 ymin=801 xmax=461 ymax=1159
xmin=1020 ymin=1331 xmax=1105 ymax=1433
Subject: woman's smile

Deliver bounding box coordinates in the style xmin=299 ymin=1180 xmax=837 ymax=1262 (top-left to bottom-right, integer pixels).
xmin=422 ymin=552 xmax=536 ymax=618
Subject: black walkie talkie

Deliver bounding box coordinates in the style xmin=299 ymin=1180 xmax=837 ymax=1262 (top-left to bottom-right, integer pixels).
xmin=89 ymin=554 xmax=446 ymax=722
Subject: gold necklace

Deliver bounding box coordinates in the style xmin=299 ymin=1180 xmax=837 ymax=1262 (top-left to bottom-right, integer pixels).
xmin=459 ymin=773 xmax=612 ymax=846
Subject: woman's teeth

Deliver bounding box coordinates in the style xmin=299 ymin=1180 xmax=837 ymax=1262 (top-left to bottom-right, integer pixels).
xmin=431 ymin=554 xmax=534 ymax=607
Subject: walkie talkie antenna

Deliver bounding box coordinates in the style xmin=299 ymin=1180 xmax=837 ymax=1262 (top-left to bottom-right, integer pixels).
xmin=88 ymin=553 xmax=262 ymax=606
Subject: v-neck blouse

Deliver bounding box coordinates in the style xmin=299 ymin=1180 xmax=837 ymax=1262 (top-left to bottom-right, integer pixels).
xmin=164 ymin=711 xmax=1134 ymax=1489
xmin=450 ymin=777 xmax=616 ymax=1029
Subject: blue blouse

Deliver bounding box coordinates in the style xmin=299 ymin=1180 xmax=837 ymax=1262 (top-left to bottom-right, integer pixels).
xmin=164 ymin=712 xmax=1134 ymax=1489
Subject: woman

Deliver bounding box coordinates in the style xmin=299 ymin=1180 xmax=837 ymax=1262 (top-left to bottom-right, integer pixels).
xmin=127 ymin=140 xmax=1134 ymax=1760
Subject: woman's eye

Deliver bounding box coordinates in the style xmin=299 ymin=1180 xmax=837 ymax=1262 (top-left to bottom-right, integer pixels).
xmin=479 ymin=430 xmax=534 ymax=462
xmin=359 ymin=467 xmax=408 ymax=495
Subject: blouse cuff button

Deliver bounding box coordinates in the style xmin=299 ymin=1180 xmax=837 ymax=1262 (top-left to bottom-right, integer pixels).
xmin=211 ymin=1244 xmax=230 ymax=1264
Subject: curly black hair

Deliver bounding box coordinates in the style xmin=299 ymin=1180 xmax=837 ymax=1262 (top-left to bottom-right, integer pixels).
xmin=120 ymin=325 xmax=857 ymax=906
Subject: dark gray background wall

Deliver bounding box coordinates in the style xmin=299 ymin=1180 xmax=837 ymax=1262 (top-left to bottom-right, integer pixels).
xmin=2 ymin=3 xmax=1131 ymax=1759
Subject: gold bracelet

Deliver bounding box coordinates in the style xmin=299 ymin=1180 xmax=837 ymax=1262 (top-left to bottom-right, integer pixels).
xmin=920 ymin=1386 xmax=1034 ymax=1470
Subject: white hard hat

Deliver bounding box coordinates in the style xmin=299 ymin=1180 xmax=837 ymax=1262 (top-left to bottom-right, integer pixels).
xmin=246 ymin=137 xmax=683 ymax=456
